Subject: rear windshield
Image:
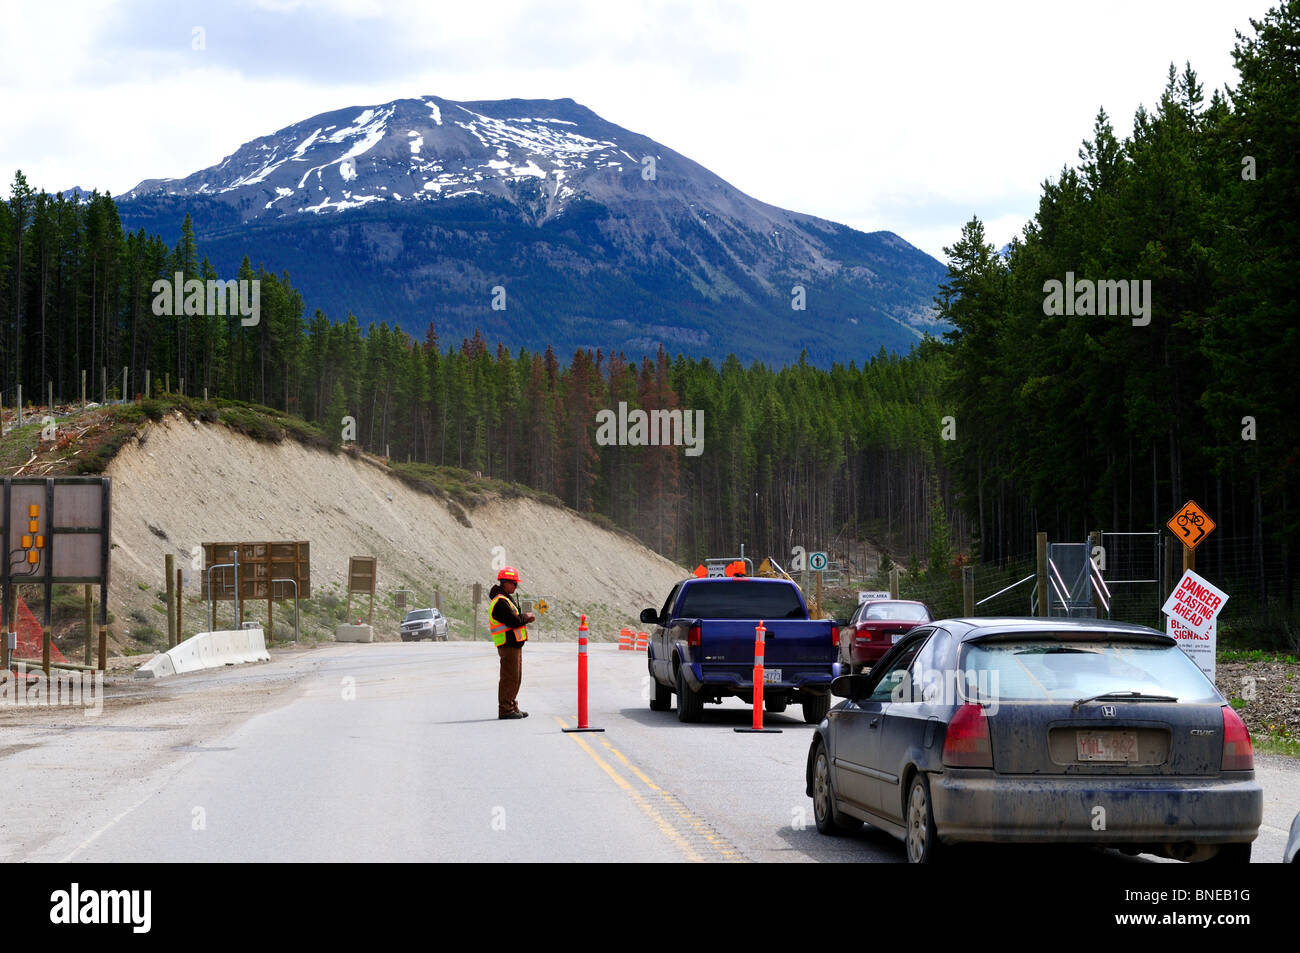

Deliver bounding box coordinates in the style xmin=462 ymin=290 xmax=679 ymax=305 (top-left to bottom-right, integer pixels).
xmin=960 ymin=639 xmax=1220 ymax=703
xmin=862 ymin=602 xmax=929 ymax=622
xmin=405 ymin=610 xmax=433 ymax=621
xmin=678 ymin=581 xmax=806 ymax=620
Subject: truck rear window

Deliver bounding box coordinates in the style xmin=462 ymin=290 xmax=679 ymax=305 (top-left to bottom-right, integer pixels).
xmin=678 ymin=582 xmax=806 ymax=620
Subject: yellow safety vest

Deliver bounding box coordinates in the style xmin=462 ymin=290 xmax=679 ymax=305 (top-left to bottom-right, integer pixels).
xmin=489 ymin=593 xmax=529 ymax=646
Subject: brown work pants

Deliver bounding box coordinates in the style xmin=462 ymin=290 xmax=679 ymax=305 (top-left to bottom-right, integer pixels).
xmin=497 ymin=644 xmax=523 ymax=715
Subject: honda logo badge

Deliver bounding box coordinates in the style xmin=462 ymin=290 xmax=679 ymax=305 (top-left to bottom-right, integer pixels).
xmin=1101 ymin=705 xmax=1116 ymax=718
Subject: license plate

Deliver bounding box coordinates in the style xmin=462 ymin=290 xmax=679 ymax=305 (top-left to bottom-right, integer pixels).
xmin=891 ymin=632 xmax=905 ymax=643
xmin=764 ymin=669 xmax=782 ymax=683
xmin=1076 ymin=730 xmax=1138 ymax=762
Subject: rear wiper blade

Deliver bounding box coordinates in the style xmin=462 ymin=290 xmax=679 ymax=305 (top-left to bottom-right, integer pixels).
xmin=1073 ymin=691 xmax=1178 ymax=710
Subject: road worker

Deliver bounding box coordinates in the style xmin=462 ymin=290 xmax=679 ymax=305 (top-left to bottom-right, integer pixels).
xmin=489 ymin=566 xmax=535 ymax=719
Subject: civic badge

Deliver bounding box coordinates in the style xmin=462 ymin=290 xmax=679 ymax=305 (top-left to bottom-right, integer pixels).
xmin=1101 ymin=705 xmax=1116 ymax=718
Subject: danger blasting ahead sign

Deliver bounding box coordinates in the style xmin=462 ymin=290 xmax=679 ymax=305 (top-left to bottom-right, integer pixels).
xmin=1161 ymin=569 xmax=1228 ymax=682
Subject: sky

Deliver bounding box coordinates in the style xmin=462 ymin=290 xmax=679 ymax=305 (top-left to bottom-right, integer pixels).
xmin=0 ymin=0 xmax=1276 ymax=262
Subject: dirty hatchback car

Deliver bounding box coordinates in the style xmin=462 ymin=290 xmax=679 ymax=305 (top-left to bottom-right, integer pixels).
xmin=807 ymin=617 xmax=1262 ymax=863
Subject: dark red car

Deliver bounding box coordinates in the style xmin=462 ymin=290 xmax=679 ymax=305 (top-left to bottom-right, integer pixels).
xmin=839 ymin=599 xmax=931 ymax=672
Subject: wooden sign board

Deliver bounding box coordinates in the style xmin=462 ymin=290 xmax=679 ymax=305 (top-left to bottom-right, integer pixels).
xmin=348 ymin=556 xmax=377 ymax=595
xmin=202 ymin=541 xmax=311 ymax=600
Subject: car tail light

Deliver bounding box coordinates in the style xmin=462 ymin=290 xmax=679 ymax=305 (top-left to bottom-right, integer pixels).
xmin=688 ymin=624 xmax=701 ymax=648
xmin=943 ymin=703 xmax=993 ymax=768
xmin=1221 ymin=706 xmax=1254 ymax=770
xmin=831 ymin=625 xmax=839 ymax=646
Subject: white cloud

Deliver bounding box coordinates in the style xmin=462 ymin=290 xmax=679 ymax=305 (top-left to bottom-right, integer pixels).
xmin=2 ymin=0 xmax=1274 ymax=261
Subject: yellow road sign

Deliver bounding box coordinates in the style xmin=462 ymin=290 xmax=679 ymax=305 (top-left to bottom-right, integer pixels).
xmin=537 ymin=599 xmax=549 ymax=615
xmin=1167 ymin=500 xmax=1215 ymax=551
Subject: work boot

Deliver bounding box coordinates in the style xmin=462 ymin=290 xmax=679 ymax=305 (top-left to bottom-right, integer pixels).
xmin=499 ymin=711 xmax=526 ymax=720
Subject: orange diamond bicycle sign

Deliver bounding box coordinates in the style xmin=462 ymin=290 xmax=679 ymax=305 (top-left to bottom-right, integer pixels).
xmin=1167 ymin=500 xmax=1215 ymax=551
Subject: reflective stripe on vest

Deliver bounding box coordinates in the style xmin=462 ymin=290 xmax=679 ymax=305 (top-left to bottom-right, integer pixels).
xmin=488 ymin=593 xmax=529 ymax=646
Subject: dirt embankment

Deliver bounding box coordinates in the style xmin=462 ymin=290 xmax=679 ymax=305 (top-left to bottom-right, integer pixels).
xmin=102 ymin=413 xmax=687 ymax=646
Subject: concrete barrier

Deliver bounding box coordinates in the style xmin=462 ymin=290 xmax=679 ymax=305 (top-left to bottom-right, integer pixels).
xmin=334 ymin=624 xmax=374 ymax=643
xmin=135 ymin=627 xmax=269 ymax=678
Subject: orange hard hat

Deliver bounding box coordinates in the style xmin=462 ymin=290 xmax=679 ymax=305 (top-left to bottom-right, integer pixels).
xmin=497 ymin=566 xmax=520 ymax=583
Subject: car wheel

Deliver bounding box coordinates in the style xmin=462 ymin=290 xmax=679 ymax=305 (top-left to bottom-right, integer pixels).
xmin=765 ymin=697 xmax=788 ymax=714
xmin=802 ymin=693 xmax=830 ymax=724
xmin=812 ymin=742 xmax=861 ymax=836
xmin=649 ymin=675 xmax=672 ymax=712
xmin=905 ymin=773 xmax=944 ymax=863
xmin=676 ymin=665 xmax=703 ymax=723
xmin=1202 ymin=843 xmax=1251 ymax=864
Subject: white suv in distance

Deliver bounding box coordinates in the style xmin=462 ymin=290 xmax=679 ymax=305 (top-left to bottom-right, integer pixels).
xmin=401 ymin=608 xmax=449 ymax=641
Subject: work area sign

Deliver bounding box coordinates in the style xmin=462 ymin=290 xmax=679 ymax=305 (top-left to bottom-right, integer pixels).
xmin=1166 ymin=615 xmax=1216 ymax=682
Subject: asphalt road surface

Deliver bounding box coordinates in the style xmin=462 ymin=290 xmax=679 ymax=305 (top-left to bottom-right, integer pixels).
xmin=1 ymin=641 xmax=1295 ymax=863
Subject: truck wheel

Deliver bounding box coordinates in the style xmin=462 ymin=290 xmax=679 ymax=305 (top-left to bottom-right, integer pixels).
xmin=802 ymin=693 xmax=830 ymax=724
xmin=649 ymin=675 xmax=672 ymax=712
xmin=764 ymin=697 xmax=787 ymax=714
xmin=813 ymin=741 xmax=861 ymax=836
xmin=676 ymin=665 xmax=703 ymax=723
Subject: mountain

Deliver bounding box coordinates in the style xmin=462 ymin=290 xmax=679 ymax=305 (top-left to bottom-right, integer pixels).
xmin=116 ymin=96 xmax=945 ymax=365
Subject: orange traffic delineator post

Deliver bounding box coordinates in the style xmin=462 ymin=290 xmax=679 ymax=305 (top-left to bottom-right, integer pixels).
xmin=635 ymin=631 xmax=649 ymax=651
xmin=735 ymin=619 xmax=782 ymax=733
xmin=618 ymin=628 xmax=634 ymax=650
xmin=562 ymin=614 xmax=605 ymax=733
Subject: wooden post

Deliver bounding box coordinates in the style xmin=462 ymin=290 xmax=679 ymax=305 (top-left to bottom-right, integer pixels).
xmin=165 ymin=554 xmax=176 ymax=647
xmin=176 ymin=568 xmax=184 ymax=642
xmin=1036 ymin=532 xmax=1049 ymax=617
xmin=84 ymin=585 xmax=93 ymax=666
xmin=267 ymin=589 xmax=274 ymax=644
xmin=1 ymin=586 xmax=9 ymax=671
xmin=1089 ymin=530 xmax=1105 ymax=616
xmin=815 ymin=570 xmax=823 ymax=619
xmin=889 ymin=565 xmax=900 ymax=599
xmin=42 ymin=628 xmax=51 ymax=677
xmin=962 ymin=565 xmax=975 ymax=617
xmin=98 ymin=625 xmax=107 ymax=672
xmin=1183 ymin=544 xmax=1195 ymax=574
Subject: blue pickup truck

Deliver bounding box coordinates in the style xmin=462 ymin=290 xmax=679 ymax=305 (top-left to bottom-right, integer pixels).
xmin=641 ymin=577 xmax=839 ymax=724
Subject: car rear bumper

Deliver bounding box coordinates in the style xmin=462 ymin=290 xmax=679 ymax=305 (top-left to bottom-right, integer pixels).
xmin=930 ymin=771 xmax=1263 ymax=844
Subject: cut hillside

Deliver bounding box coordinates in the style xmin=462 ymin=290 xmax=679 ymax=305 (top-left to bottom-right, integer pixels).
xmin=3 ymin=403 xmax=689 ymax=653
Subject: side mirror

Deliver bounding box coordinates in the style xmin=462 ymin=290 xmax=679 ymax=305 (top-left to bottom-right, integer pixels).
xmin=831 ymin=674 xmax=872 ymax=700
xmin=639 ymin=607 xmax=659 ymax=625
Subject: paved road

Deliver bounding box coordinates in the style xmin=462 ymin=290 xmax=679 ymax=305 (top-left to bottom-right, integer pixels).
xmin=2 ymin=641 xmax=1294 ymax=862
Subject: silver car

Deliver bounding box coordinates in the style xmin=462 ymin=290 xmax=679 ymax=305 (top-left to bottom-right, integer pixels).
xmin=400 ymin=608 xmax=448 ymax=641
xmin=807 ymin=617 xmax=1262 ymax=863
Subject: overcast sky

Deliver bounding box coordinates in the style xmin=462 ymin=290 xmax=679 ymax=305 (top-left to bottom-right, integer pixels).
xmin=1 ymin=0 xmax=1274 ymax=261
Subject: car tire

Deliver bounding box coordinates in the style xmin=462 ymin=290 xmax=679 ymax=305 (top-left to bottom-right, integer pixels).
xmin=676 ymin=665 xmax=703 ymax=723
xmin=1203 ymin=843 xmax=1251 ymax=864
xmin=905 ymin=773 xmax=944 ymax=863
xmin=802 ymin=693 xmax=830 ymax=724
xmin=650 ymin=676 xmax=672 ymax=712
xmin=812 ymin=741 xmax=861 ymax=836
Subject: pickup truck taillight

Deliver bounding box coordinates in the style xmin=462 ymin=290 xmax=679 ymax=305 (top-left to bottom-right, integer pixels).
xmin=1221 ymin=705 xmax=1254 ymax=770
xmin=688 ymin=624 xmax=701 ymax=648
xmin=831 ymin=625 xmax=839 ymax=646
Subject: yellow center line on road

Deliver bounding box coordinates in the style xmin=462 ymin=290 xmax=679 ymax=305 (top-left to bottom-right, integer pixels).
xmin=598 ymin=738 xmax=746 ymax=862
xmin=555 ymin=716 xmax=705 ymax=863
